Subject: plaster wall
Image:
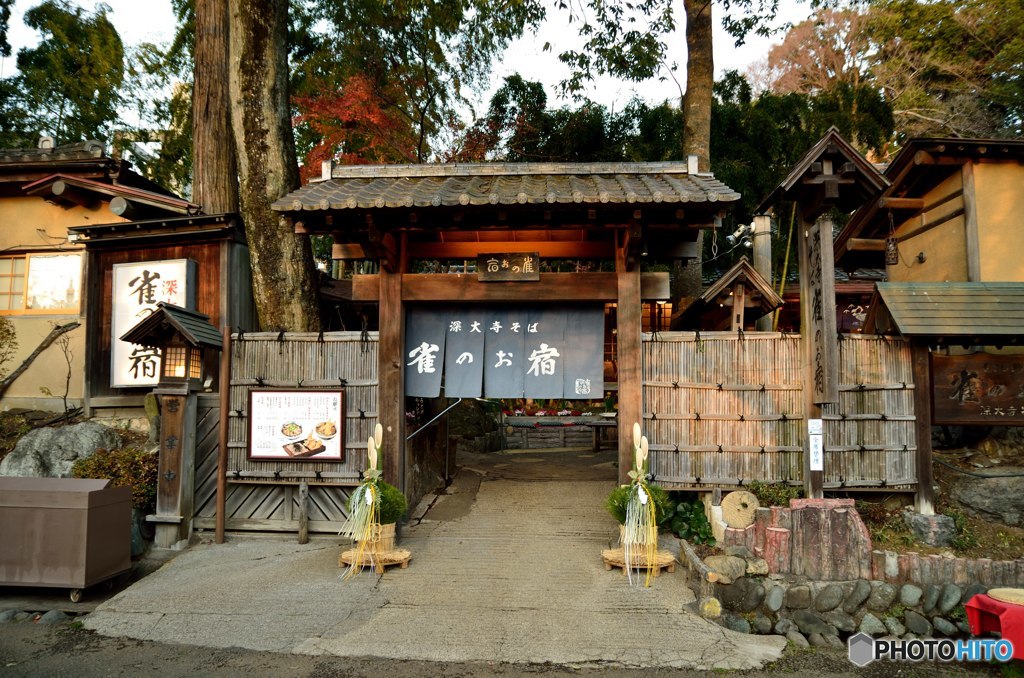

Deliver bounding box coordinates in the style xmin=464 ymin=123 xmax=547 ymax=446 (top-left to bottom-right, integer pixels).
xmin=887 ymin=172 xmax=968 ymax=283
xmin=975 ymin=161 xmax=1024 ymax=281
xmin=0 ymin=196 xmax=124 ymax=408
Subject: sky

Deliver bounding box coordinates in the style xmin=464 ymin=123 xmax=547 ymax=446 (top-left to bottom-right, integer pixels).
xmin=3 ymin=0 xmax=810 ymax=111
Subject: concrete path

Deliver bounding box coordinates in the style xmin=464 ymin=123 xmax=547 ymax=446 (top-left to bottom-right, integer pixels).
xmin=84 ymin=449 xmax=786 ymax=670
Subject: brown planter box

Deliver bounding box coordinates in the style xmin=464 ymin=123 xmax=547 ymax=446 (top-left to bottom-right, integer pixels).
xmin=0 ymin=477 xmax=131 ymax=593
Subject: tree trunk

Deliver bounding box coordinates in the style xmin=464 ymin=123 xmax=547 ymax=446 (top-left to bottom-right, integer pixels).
xmin=193 ymin=0 xmax=238 ymax=214
xmin=678 ymin=0 xmax=715 ymax=301
xmin=228 ymin=0 xmax=320 ymax=331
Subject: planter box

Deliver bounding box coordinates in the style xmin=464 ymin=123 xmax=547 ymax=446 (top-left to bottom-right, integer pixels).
xmin=0 ymin=477 xmax=131 ymax=595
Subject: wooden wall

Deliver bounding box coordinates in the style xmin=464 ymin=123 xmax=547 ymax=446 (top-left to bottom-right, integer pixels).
xmin=644 ymin=332 xmax=916 ymax=491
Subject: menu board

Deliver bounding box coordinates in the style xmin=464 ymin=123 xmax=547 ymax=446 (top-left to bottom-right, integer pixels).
xmin=248 ymin=390 xmax=345 ymax=462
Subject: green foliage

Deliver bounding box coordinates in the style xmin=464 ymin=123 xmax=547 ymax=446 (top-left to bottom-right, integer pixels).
xmin=946 ymin=507 xmax=980 ymax=553
xmin=856 ymin=499 xmax=916 ymax=548
xmin=351 ymin=481 xmax=408 ymax=525
xmin=669 ymin=496 xmax=716 ymax=546
xmin=748 ymin=480 xmax=803 ymax=508
xmin=0 ymin=315 xmax=16 ymax=379
xmin=605 ymin=483 xmax=673 ymax=526
xmin=0 ymin=0 xmax=124 ymax=146
xmin=71 ymin=447 xmax=159 ymax=513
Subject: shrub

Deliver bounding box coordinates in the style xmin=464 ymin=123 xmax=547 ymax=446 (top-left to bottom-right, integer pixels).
xmin=375 ymin=481 xmax=408 ymax=524
xmin=748 ymin=480 xmax=802 ymax=508
xmin=669 ymin=497 xmax=716 ymax=546
xmin=71 ymin=447 xmax=159 ymax=513
xmin=605 ymin=483 xmax=673 ymax=527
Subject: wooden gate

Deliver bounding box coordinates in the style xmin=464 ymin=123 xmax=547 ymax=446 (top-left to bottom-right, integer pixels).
xmin=644 ymin=332 xmax=917 ymax=491
xmin=192 ymin=332 xmax=377 ymax=533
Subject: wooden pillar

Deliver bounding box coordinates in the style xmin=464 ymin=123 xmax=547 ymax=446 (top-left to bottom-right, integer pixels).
xmin=730 ymin=281 xmax=746 ymax=332
xmin=912 ymin=342 xmax=935 ymax=515
xmin=752 ymin=214 xmax=773 ymax=332
xmin=150 ymin=391 xmax=198 ymax=549
xmin=616 ymin=234 xmax=643 ymax=485
xmin=378 ymin=259 xmax=405 ymax=490
xmin=797 ymin=214 xmax=840 ymax=499
xmin=215 ymin=327 xmax=231 ymax=544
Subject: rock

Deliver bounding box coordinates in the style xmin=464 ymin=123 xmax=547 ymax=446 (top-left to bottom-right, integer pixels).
xmin=724 ymin=545 xmax=754 ymax=559
xmin=824 ymin=634 xmax=845 ymax=649
xmin=0 ymin=609 xmax=19 ymax=622
xmin=792 ymin=609 xmax=833 ymax=636
xmin=719 ymin=577 xmax=764 ymax=612
xmin=903 ymin=511 xmax=956 ymax=547
xmin=698 ymin=596 xmax=722 ymax=619
xmin=786 ymin=585 xmax=812 ymax=609
xmin=704 ymin=555 xmax=747 ymax=584
xmin=900 ymin=584 xmax=923 ymax=607
xmin=904 ymin=610 xmax=933 ymax=636
xmin=842 ymin=579 xmax=872 ymax=614
xmin=933 ymin=617 xmax=958 ymax=636
xmin=961 ymin=583 xmax=988 ymax=605
xmin=952 ymin=467 xmax=1024 ymax=526
xmin=0 ymin=422 xmax=122 ymax=478
xmin=786 ymin=631 xmax=810 ymax=648
xmin=823 ymin=609 xmax=857 ymax=633
xmin=922 ymin=584 xmax=941 ymax=614
xmin=765 ymin=585 xmax=785 ymax=612
xmin=745 ymin=558 xmax=769 ymax=576
xmin=938 ymin=584 xmax=963 ymax=615
xmin=37 ymin=610 xmax=69 ymax=625
xmin=814 ymin=583 xmax=845 ymax=612
xmin=13 ymin=612 xmax=30 ymax=622
xmin=808 ymin=632 xmax=829 ymax=647
xmin=866 ymin=582 xmax=898 ymax=611
xmin=956 ymin=621 xmax=971 ymax=634
xmin=721 ymin=613 xmax=751 ymax=634
xmin=883 ymin=616 xmax=906 ymax=636
xmin=903 ymin=632 xmax=918 ymax=641
xmin=751 ymin=614 xmax=773 ymax=634
xmin=859 ymin=613 xmax=888 ymax=636
xmin=775 ymin=618 xmax=798 ymax=635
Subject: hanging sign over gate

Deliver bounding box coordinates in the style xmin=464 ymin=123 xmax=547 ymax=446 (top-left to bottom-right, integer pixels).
xmin=405 ymin=306 xmax=604 ymax=399
xmin=477 ymin=253 xmax=540 ymax=281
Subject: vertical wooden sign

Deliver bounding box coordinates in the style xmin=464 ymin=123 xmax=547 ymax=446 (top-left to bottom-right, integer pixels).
xmin=799 ymin=217 xmax=839 ymax=405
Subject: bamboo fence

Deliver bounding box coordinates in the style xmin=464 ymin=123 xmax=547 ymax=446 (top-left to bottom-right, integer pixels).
xmin=643 ymin=332 xmax=916 ymax=490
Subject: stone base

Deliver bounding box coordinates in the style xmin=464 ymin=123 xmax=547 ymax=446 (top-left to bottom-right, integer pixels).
xmin=903 ymin=511 xmax=955 ymax=547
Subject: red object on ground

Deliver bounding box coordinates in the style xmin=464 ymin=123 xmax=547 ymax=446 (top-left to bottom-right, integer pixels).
xmin=965 ymin=594 xmax=1024 ymax=659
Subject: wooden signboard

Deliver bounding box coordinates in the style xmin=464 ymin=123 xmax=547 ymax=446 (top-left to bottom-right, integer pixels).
xmin=248 ymin=390 xmax=345 ymax=461
xmin=932 ymin=353 xmax=1024 ymax=425
xmin=477 ymin=253 xmax=540 ymax=281
xmin=799 ymin=219 xmax=839 ymax=405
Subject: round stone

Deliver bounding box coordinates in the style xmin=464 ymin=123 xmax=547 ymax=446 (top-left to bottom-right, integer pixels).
xmin=765 ymin=585 xmax=785 ymax=613
xmin=933 ymin=617 xmax=958 ymax=636
xmin=814 ymin=583 xmax=845 ymax=612
xmin=859 ymin=612 xmax=888 ymax=636
xmin=900 ymin=584 xmax=923 ymax=607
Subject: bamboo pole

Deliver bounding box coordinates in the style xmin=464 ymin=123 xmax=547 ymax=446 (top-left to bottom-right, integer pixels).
xmin=216 ymin=327 xmax=231 ymax=544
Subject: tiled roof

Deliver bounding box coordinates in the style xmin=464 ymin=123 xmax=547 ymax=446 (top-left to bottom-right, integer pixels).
xmin=871 ymin=282 xmax=1024 ymax=339
xmin=120 ymin=302 xmax=223 ymax=350
xmin=272 ymin=162 xmax=740 ymax=212
xmin=0 ymin=140 xmax=106 ymax=164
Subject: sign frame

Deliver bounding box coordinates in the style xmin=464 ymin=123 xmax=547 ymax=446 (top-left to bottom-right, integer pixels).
xmin=247 ymin=389 xmax=346 ymax=462
xmin=477 ymin=252 xmax=540 ymax=282
xmin=931 ymin=353 xmax=1024 ymax=426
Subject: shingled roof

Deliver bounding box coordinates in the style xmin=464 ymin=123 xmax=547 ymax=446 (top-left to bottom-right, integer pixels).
xmin=866 ymin=282 xmax=1024 ymax=343
xmin=120 ymin=302 xmax=223 ymax=350
xmin=272 ymin=162 xmax=740 ymax=213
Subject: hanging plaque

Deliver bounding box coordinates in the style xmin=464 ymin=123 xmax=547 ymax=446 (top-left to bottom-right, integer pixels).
xmin=477 ymin=253 xmax=540 ymax=281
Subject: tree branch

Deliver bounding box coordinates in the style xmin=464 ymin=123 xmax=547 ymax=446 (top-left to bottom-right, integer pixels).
xmin=0 ymin=321 xmax=79 ymax=399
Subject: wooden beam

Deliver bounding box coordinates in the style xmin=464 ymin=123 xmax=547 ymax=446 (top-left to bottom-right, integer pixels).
xmin=912 ymin=344 xmax=935 ymax=514
xmin=406 ymin=241 xmax=614 ymax=259
xmin=962 ymin=162 xmax=981 ymax=282
xmin=878 ymin=196 xmax=924 ymax=210
xmin=616 ymin=232 xmax=643 ymax=486
xmin=49 ymin=179 xmax=98 ymax=207
xmin=847 ymin=238 xmax=887 ymax=252
xmin=332 ymin=243 xmax=368 ymax=259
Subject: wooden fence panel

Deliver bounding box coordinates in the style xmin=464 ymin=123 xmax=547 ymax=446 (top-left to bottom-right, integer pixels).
xmin=192 ymin=332 xmax=375 ymax=534
xmin=644 ymin=332 xmax=916 ymax=491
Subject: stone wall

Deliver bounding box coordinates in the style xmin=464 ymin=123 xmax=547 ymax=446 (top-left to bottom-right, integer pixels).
xmin=719 ymin=497 xmax=1024 ymax=589
xmin=711 ymin=569 xmax=986 ymax=647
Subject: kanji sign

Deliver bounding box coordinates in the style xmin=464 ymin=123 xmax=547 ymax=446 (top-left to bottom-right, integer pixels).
xmin=932 ymin=353 xmax=1024 ymax=426
xmin=477 ymin=253 xmax=540 ymax=281
xmin=111 ymin=260 xmax=196 ymax=388
xmin=405 ymin=306 xmax=604 ymax=399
